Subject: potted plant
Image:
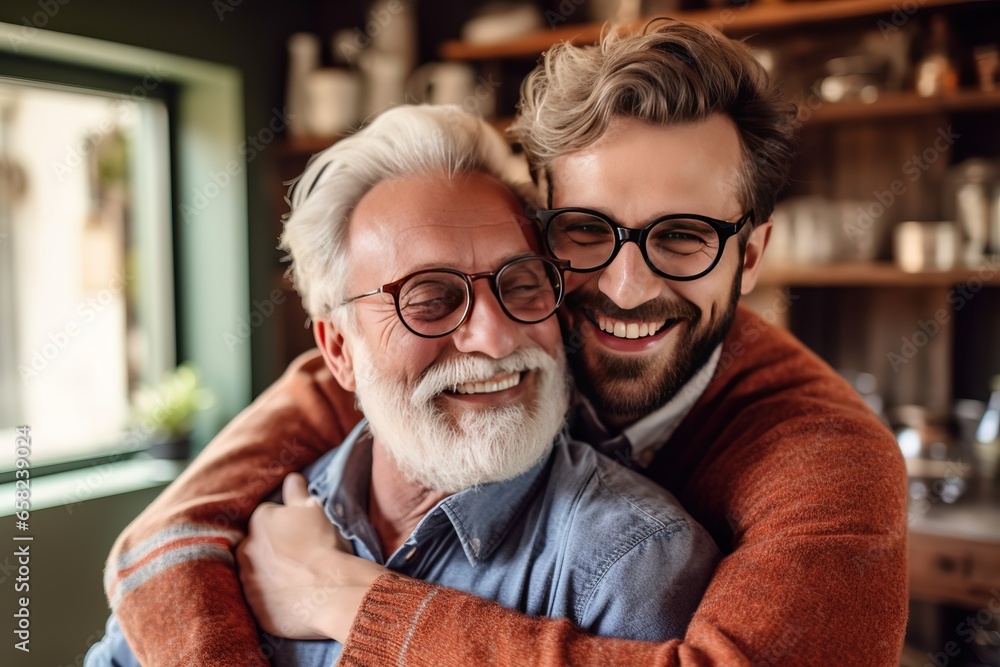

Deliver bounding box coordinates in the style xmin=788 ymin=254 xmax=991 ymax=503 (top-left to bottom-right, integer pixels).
xmin=133 ymin=363 xmax=215 ymax=460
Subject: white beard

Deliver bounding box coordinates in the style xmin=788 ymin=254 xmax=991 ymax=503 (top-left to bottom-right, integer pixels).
xmin=351 ymin=342 xmax=570 ymax=493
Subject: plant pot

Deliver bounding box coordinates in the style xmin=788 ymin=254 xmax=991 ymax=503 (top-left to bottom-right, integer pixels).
xmin=147 ymin=435 xmax=191 ymax=461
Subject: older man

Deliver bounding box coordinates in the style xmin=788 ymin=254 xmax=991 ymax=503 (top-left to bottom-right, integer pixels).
xmin=102 ymin=20 xmax=907 ymax=667
xmin=88 ymin=105 xmax=718 ymax=666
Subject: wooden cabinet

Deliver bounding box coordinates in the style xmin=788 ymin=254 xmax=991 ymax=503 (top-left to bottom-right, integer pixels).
xmin=910 ymin=501 xmax=1000 ymax=610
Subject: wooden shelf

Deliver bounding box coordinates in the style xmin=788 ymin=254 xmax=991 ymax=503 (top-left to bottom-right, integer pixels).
xmin=480 ymin=87 xmax=1000 ymax=137
xmin=757 ymin=261 xmax=1000 ymax=287
xmin=805 ymin=89 xmax=1000 ymax=123
xmin=440 ymin=0 xmax=993 ymax=61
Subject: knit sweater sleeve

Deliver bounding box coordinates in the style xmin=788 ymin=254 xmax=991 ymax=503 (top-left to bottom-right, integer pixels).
xmin=103 ymin=349 xmax=362 ymax=667
xmin=339 ymin=416 xmax=907 ymax=667
xmin=338 ymin=310 xmax=909 ymax=667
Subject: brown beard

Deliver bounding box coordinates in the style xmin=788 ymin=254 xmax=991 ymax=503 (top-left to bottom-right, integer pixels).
xmin=562 ymin=273 xmax=742 ymax=427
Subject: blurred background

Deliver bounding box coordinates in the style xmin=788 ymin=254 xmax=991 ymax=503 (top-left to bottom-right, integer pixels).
xmin=1 ymin=0 xmax=999 ymax=665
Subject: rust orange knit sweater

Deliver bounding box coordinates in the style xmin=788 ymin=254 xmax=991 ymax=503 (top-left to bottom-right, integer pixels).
xmin=105 ymin=306 xmax=908 ymax=666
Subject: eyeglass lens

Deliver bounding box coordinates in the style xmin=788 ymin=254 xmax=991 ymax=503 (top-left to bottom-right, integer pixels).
xmin=397 ymin=258 xmax=561 ymax=336
xmin=546 ymin=212 xmax=722 ymax=278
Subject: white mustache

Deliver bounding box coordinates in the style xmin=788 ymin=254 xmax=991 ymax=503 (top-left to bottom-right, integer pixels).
xmin=411 ymin=347 xmax=552 ymax=406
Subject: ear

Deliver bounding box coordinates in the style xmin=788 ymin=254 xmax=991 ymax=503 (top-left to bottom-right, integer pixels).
xmin=313 ymin=318 xmax=357 ymax=392
xmin=739 ymin=219 xmax=772 ymax=295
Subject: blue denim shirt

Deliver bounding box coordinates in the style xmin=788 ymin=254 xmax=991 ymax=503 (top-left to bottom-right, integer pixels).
xmin=87 ymin=420 xmax=719 ymax=666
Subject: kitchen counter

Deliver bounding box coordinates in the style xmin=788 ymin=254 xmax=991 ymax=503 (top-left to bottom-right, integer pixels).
xmin=908 ymin=492 xmax=1000 ymax=610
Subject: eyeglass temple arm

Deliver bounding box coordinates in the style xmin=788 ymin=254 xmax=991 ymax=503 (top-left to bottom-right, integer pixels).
xmin=341 ymin=286 xmax=386 ymax=305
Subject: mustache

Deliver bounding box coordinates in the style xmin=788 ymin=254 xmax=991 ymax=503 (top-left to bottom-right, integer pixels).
xmin=565 ymin=290 xmax=700 ymax=323
xmin=411 ymin=347 xmax=556 ymax=406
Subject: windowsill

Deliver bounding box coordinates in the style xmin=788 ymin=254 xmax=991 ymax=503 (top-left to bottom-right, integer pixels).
xmin=0 ymin=457 xmax=183 ymax=516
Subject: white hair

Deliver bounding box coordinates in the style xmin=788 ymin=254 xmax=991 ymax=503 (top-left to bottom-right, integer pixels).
xmin=280 ymin=105 xmax=533 ymax=320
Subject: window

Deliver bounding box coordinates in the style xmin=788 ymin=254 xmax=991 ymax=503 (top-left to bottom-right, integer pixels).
xmin=0 ymin=74 xmax=176 ymax=469
xmin=0 ymin=25 xmax=254 ymax=475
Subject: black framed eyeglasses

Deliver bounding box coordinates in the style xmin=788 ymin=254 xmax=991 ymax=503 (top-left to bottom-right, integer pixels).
xmin=341 ymin=256 xmax=569 ymax=338
xmin=536 ymin=208 xmax=754 ymax=281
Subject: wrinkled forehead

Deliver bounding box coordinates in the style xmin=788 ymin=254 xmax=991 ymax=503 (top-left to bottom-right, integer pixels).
xmin=349 ymin=171 xmax=544 ymax=276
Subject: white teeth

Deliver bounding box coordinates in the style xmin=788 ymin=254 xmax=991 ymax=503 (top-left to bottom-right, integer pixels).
xmin=595 ymin=315 xmax=667 ymax=339
xmin=453 ymin=372 xmax=521 ymax=395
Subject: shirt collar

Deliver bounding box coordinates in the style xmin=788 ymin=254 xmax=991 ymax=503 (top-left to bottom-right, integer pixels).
xmin=306 ymin=419 xmax=556 ymax=567
xmin=571 ymin=344 xmax=722 ymax=467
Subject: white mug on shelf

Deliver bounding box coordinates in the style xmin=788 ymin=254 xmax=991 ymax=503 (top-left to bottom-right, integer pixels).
xmin=358 ymin=51 xmax=409 ymax=119
xmin=304 ymin=69 xmax=360 ymax=137
xmin=894 ymin=221 xmax=958 ymax=273
xmin=407 ymin=62 xmax=495 ymax=117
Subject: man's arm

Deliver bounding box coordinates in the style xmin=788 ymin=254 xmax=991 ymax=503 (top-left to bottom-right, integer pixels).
xmin=103 ymin=349 xmax=361 ymax=666
xmin=241 ymin=418 xmax=906 ymax=666
xmin=335 ymin=435 xmax=905 ymax=667
xmin=107 ymin=346 xmax=907 ymax=666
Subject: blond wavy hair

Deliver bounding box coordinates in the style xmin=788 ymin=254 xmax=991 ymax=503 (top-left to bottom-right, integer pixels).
xmin=510 ymin=19 xmax=797 ymax=225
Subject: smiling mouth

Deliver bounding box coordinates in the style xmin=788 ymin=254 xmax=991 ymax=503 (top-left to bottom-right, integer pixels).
xmin=587 ymin=312 xmax=677 ymax=340
xmin=447 ymin=371 xmax=523 ymax=395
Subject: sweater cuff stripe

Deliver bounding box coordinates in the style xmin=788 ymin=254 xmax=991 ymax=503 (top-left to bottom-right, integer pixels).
xmin=398 ymin=587 xmax=439 ymax=666
xmin=114 ymin=524 xmax=242 ymax=571
xmin=109 ymin=542 xmax=235 ymax=608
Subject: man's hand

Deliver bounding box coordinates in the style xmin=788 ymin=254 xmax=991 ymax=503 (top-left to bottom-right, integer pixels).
xmin=236 ymin=472 xmax=388 ymax=643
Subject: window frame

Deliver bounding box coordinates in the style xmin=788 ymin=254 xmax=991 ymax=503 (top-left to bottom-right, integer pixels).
xmin=0 ymin=22 xmax=252 ymax=477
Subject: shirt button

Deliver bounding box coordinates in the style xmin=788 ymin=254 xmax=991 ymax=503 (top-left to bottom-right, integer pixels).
xmin=404 ymin=546 xmax=418 ymax=561
xmin=470 ymin=537 xmax=481 ymax=554
xmin=334 ymin=503 xmax=345 ymax=517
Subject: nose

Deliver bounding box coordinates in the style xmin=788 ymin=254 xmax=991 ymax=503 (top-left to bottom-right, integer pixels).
xmin=597 ymin=242 xmax=663 ymax=310
xmin=450 ymin=281 xmax=520 ymax=359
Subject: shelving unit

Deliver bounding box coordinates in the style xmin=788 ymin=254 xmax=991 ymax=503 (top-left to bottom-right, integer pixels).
xmin=428 ymin=0 xmax=1000 ymax=419
xmin=758 ymin=262 xmax=1000 ymax=287
xmin=267 ymin=0 xmax=1000 ymax=419
xmin=469 ymin=87 xmax=1000 ymax=137
xmin=805 ymin=88 xmax=1000 ymax=123
xmin=439 ymin=0 xmax=992 ymax=61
